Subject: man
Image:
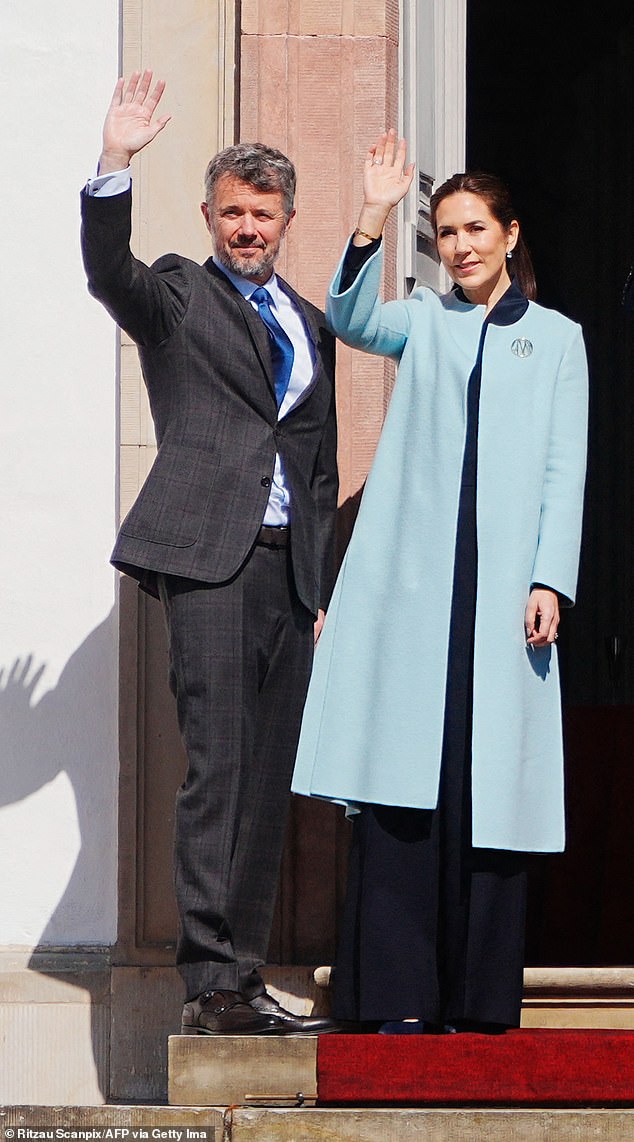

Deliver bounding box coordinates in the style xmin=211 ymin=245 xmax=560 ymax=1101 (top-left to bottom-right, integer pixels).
xmin=82 ymin=71 xmax=338 ymax=1035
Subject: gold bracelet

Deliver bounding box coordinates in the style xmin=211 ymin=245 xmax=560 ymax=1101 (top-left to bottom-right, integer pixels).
xmin=354 ymin=227 xmax=382 ymax=242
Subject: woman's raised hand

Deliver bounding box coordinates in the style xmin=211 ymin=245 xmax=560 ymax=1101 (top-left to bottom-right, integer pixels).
xmin=99 ymin=70 xmax=171 ymax=174
xmin=353 ymin=129 xmax=415 ymax=244
xmin=364 ymin=130 xmax=415 ymax=207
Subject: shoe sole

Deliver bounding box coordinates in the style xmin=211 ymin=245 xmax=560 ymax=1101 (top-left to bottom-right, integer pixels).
xmin=180 ymin=1024 xmax=340 ymax=1036
xmin=180 ymin=1024 xmax=284 ymax=1036
xmin=273 ymin=1026 xmax=340 ymax=1036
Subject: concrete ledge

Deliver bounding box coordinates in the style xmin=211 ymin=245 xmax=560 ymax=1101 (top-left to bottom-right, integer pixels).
xmin=0 ymin=949 xmax=112 ymax=1105
xmin=5 ymin=1106 xmax=633 ymax=1142
xmin=0 ymin=1107 xmax=222 ymax=1142
xmin=168 ymin=1036 xmax=318 ymax=1108
xmin=314 ymin=964 xmax=634 ymax=996
xmin=223 ymin=1107 xmax=634 ymax=1140
xmin=523 ymin=967 xmax=634 ymax=995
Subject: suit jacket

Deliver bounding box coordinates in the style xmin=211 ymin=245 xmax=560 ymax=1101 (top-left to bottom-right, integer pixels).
xmin=81 ymin=189 xmax=338 ymax=615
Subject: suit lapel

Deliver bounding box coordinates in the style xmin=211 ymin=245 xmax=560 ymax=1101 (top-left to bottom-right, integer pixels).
xmin=204 ymin=259 xmax=277 ymax=407
xmin=203 ymin=260 xmax=329 ymax=417
xmin=277 ymin=276 xmax=321 ymax=348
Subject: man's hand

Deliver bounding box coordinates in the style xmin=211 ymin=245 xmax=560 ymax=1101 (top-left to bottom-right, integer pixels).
xmin=99 ymin=70 xmax=171 ymax=174
xmin=525 ymin=588 xmax=560 ymax=647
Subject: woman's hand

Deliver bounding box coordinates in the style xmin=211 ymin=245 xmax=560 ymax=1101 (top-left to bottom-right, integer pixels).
xmin=364 ymin=130 xmax=415 ymax=208
xmin=353 ymin=129 xmax=415 ymax=244
xmin=314 ymin=608 xmax=326 ymax=645
xmin=99 ymin=70 xmax=171 ymax=174
xmin=525 ymin=588 xmax=560 ymax=647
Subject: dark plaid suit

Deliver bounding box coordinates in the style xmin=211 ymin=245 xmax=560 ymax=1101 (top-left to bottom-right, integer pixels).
xmin=81 ymin=188 xmax=338 ymax=998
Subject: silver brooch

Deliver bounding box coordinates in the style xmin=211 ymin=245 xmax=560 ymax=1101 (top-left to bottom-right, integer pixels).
xmin=511 ymin=338 xmax=533 ymax=358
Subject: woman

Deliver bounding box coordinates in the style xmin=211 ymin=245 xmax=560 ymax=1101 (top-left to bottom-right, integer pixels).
xmin=292 ymin=131 xmax=588 ymax=1033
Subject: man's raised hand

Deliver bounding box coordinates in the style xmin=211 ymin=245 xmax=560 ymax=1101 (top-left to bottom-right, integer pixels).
xmin=99 ymin=70 xmax=171 ymax=174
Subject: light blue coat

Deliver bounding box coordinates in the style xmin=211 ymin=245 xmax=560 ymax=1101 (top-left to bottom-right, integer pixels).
xmin=292 ymin=245 xmax=588 ymax=852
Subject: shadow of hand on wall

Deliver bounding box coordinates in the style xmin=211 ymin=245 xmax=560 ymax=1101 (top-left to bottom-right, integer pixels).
xmin=0 ymin=608 xmax=118 ymax=1100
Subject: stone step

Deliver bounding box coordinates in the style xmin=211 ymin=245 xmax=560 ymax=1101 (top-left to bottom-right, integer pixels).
xmin=225 ymin=1108 xmax=634 ymax=1140
xmin=3 ymin=1107 xmax=634 ymax=1142
xmin=168 ymin=1035 xmax=318 ymax=1108
xmin=0 ymin=1106 xmax=222 ymax=1140
xmin=169 ymin=1029 xmax=634 ymax=1110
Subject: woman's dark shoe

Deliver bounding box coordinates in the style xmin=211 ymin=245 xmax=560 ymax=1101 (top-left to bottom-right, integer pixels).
xmin=448 ymin=1019 xmax=507 ymax=1034
xmin=378 ymin=1019 xmax=426 ymax=1034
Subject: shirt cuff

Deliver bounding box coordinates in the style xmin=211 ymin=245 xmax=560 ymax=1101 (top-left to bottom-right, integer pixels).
xmin=85 ymin=166 xmax=132 ymax=197
xmin=338 ymin=234 xmax=382 ymax=293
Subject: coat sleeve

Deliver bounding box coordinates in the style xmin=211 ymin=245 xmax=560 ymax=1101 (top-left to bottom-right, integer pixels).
xmin=530 ymin=324 xmax=588 ymax=606
xmin=80 ymin=187 xmax=190 ymax=346
xmin=326 ymin=242 xmax=416 ymax=360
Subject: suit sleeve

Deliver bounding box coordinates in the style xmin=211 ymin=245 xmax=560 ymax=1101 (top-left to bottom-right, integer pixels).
xmin=530 ymin=324 xmax=588 ymax=606
xmin=80 ymin=188 xmax=190 ymax=346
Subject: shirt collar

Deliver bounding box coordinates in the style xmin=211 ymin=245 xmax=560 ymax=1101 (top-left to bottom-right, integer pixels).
xmin=212 ymin=256 xmax=282 ymax=308
xmin=453 ymin=277 xmax=529 ymax=326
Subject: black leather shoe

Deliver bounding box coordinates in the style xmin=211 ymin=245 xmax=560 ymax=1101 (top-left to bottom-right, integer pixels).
xmin=181 ymin=988 xmax=282 ymax=1035
xmin=250 ymin=992 xmax=339 ymax=1035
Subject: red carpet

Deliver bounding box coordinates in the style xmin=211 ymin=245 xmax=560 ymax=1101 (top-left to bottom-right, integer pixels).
xmin=317 ymin=1030 xmax=634 ymax=1106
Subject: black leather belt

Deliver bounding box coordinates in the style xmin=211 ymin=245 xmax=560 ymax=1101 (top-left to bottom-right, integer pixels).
xmin=256 ymin=525 xmax=290 ymax=548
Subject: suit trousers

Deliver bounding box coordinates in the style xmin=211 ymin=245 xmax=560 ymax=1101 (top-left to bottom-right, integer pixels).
xmin=158 ymin=543 xmax=314 ymax=1001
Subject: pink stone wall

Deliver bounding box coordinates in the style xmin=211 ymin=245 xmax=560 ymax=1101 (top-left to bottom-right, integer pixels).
xmin=240 ymin=0 xmax=399 ymax=518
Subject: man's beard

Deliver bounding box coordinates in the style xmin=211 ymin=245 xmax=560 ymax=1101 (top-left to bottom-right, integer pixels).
xmin=214 ymin=235 xmax=283 ymax=281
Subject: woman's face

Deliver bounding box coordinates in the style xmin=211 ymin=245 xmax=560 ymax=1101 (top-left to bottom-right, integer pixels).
xmin=435 ymin=192 xmax=518 ymax=307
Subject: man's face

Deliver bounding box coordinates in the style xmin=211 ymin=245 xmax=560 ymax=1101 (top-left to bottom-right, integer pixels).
xmin=201 ymin=174 xmax=295 ymax=284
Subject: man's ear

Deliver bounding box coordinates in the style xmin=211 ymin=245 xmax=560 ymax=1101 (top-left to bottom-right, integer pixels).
xmin=284 ymin=208 xmax=297 ymax=235
xmin=201 ymin=201 xmax=211 ymax=231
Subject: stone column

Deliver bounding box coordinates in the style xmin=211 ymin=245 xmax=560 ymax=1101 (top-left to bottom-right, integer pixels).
xmin=240 ymin=0 xmax=399 ymax=521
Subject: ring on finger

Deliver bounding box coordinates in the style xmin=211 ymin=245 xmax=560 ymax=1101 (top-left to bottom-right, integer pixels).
xmin=373 ymin=158 xmax=382 ymax=165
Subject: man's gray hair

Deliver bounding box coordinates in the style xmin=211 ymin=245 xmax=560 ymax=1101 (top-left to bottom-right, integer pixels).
xmin=204 ymin=143 xmax=297 ymax=219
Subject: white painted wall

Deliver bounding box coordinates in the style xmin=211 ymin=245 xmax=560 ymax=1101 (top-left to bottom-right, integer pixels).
xmin=0 ymin=1 xmax=120 ymax=944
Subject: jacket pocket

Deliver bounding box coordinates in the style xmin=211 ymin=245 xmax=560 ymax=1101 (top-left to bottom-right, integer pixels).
xmin=120 ymin=445 xmax=220 ymax=548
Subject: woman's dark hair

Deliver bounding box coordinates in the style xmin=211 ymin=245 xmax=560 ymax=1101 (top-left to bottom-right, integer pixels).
xmin=430 ymin=172 xmax=537 ymax=301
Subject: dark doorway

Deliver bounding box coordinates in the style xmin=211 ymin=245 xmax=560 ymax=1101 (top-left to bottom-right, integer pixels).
xmin=468 ymin=4 xmax=634 ymax=964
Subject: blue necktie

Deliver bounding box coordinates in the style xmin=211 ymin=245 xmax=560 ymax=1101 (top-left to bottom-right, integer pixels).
xmin=251 ymin=286 xmax=295 ymax=408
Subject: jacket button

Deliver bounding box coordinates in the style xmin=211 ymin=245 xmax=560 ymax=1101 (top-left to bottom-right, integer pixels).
xmin=261 ymin=476 xmax=271 ymax=488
